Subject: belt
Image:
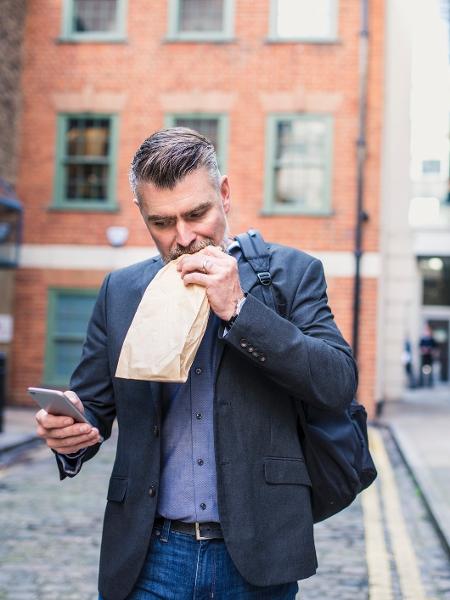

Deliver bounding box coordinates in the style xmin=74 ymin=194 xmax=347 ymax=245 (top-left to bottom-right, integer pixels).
xmin=154 ymin=517 xmax=223 ymax=541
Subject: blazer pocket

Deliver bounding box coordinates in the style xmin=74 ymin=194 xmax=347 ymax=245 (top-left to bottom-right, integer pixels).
xmin=264 ymin=457 xmax=311 ymax=486
xmin=107 ymin=476 xmax=128 ymax=502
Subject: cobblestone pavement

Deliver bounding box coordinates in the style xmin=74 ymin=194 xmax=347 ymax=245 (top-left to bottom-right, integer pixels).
xmin=1 ymin=427 xmax=449 ymax=600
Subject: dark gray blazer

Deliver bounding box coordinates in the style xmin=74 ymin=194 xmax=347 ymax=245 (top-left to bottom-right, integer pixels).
xmin=62 ymin=242 xmax=357 ymax=600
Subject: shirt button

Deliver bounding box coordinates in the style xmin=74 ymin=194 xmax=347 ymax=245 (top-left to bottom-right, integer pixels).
xmin=196 ymin=412 xmax=202 ymax=420
xmin=153 ymin=425 xmax=160 ymax=437
xmin=195 ymin=367 xmax=202 ymax=375
xmin=197 ymin=458 xmax=204 ymax=466
xmin=240 ymin=338 xmax=248 ymax=348
xmin=200 ymin=503 xmax=206 ymax=510
xmin=148 ymin=485 xmax=157 ymax=497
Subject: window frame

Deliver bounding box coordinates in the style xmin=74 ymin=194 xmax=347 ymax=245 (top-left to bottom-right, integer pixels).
xmin=44 ymin=288 xmax=98 ymax=387
xmin=165 ymin=113 xmax=229 ymax=173
xmin=52 ymin=113 xmax=119 ymax=212
xmin=60 ymin=0 xmax=128 ymax=42
xmin=167 ymin=0 xmax=235 ymax=41
xmin=263 ymin=113 xmax=334 ymax=216
xmin=268 ymin=0 xmax=339 ymax=43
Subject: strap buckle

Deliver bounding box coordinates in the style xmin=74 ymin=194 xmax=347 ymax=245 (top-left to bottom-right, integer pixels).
xmin=195 ymin=522 xmax=208 ymax=541
xmin=257 ymin=271 xmax=272 ymax=286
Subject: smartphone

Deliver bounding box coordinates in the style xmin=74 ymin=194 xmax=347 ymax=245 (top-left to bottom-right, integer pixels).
xmin=27 ymin=387 xmax=91 ymax=425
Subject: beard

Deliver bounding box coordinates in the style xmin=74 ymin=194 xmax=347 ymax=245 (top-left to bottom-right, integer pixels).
xmin=164 ymin=238 xmax=219 ymax=263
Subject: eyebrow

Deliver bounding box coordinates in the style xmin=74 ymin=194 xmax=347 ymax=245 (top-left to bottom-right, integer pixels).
xmin=146 ymin=201 xmax=212 ymax=223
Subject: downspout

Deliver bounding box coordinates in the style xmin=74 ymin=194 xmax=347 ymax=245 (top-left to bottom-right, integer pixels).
xmin=352 ymin=0 xmax=370 ymax=363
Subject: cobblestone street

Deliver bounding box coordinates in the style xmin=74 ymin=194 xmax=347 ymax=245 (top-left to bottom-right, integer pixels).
xmin=1 ymin=427 xmax=449 ymax=600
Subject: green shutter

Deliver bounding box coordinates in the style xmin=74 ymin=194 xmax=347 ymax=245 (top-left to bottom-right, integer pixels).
xmin=44 ymin=289 xmax=98 ymax=386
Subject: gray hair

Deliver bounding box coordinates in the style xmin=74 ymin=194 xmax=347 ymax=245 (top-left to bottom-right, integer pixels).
xmin=129 ymin=127 xmax=221 ymax=201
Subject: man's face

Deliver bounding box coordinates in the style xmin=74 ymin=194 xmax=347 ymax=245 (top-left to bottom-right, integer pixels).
xmin=135 ymin=167 xmax=231 ymax=262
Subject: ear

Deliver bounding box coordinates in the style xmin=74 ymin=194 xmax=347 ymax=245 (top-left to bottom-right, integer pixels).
xmin=219 ymin=176 xmax=231 ymax=214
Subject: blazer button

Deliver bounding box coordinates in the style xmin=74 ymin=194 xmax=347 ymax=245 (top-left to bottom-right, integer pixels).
xmin=252 ymin=351 xmax=259 ymax=358
xmin=248 ymin=346 xmax=254 ymax=353
xmin=153 ymin=425 xmax=160 ymax=437
xmin=259 ymin=355 xmax=266 ymax=362
xmin=148 ymin=485 xmax=157 ymax=497
xmin=240 ymin=338 xmax=248 ymax=348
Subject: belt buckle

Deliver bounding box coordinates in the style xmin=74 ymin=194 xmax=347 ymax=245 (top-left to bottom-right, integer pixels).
xmin=195 ymin=522 xmax=208 ymax=541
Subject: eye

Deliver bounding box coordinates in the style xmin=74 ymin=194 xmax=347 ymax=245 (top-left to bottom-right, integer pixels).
xmin=152 ymin=220 xmax=170 ymax=228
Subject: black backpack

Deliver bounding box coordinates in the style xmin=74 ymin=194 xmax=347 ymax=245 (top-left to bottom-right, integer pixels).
xmin=236 ymin=229 xmax=377 ymax=523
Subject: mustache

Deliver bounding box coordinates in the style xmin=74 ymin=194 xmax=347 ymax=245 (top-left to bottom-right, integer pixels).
xmin=165 ymin=238 xmax=217 ymax=263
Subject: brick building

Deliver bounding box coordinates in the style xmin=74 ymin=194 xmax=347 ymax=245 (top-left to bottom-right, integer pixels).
xmin=10 ymin=0 xmax=384 ymax=414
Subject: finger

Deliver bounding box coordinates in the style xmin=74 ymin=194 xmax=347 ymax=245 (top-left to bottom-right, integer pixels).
xmin=63 ymin=390 xmax=84 ymax=412
xmin=47 ymin=429 xmax=100 ymax=451
xmin=36 ymin=410 xmax=74 ymax=430
xmin=179 ymin=256 xmax=218 ymax=277
xmin=40 ymin=422 xmax=94 ymax=440
xmin=182 ymin=272 xmax=210 ymax=287
xmin=199 ymin=246 xmax=227 ymax=259
xmin=53 ymin=436 xmax=100 ymax=455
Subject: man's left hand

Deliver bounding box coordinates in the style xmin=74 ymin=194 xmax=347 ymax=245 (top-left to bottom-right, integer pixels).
xmin=177 ymin=246 xmax=244 ymax=321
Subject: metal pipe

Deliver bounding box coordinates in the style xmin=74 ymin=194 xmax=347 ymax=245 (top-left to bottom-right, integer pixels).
xmin=352 ymin=0 xmax=370 ymax=363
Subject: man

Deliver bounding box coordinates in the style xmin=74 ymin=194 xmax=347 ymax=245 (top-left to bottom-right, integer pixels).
xmin=36 ymin=128 xmax=357 ymax=600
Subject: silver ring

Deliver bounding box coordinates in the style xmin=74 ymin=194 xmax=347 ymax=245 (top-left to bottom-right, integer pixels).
xmin=202 ymin=258 xmax=210 ymax=274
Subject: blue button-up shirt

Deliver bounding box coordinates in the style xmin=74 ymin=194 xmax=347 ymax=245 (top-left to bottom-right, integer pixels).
xmin=157 ymin=313 xmax=220 ymax=523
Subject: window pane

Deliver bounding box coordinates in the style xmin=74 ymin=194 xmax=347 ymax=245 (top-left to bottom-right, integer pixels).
xmin=274 ymin=118 xmax=328 ymax=211
xmin=174 ymin=118 xmax=219 ymax=152
xmin=73 ymin=0 xmax=118 ymax=33
xmin=65 ymin=163 xmax=109 ymax=201
xmin=179 ymin=0 xmax=224 ymax=33
xmin=66 ymin=119 xmax=110 ymax=157
xmin=275 ymin=0 xmax=335 ymax=39
xmin=419 ymin=257 xmax=450 ymax=306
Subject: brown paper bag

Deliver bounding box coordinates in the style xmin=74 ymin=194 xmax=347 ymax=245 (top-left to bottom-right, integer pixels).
xmin=115 ymin=256 xmax=210 ymax=382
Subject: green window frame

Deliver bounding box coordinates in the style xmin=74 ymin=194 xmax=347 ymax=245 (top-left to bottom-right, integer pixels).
xmin=264 ymin=113 xmax=333 ymax=215
xmin=60 ymin=0 xmax=127 ymax=42
xmin=167 ymin=0 xmax=234 ymax=41
xmin=268 ymin=0 xmax=339 ymax=43
xmin=44 ymin=288 xmax=98 ymax=387
xmin=53 ymin=113 xmax=118 ymax=211
xmin=165 ymin=113 xmax=228 ymax=173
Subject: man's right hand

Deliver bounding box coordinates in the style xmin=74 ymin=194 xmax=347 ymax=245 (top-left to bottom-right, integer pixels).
xmin=35 ymin=390 xmax=102 ymax=455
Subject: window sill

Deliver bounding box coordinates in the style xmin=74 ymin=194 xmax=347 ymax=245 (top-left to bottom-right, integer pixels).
xmin=163 ymin=35 xmax=236 ymax=44
xmin=48 ymin=203 xmax=120 ymax=213
xmin=260 ymin=208 xmax=334 ymax=217
xmin=264 ymin=37 xmax=341 ymax=45
xmin=56 ymin=36 xmax=128 ymax=44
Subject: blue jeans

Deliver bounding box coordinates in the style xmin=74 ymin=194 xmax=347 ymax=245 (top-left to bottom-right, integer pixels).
xmin=99 ymin=519 xmax=299 ymax=599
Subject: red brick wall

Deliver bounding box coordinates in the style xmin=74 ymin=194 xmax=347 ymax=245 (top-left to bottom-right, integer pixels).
xmin=11 ymin=0 xmax=384 ymax=415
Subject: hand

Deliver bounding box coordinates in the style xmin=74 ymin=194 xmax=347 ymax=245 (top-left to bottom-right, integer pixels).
xmin=177 ymin=246 xmax=245 ymax=321
xmin=35 ymin=391 xmax=102 ymax=455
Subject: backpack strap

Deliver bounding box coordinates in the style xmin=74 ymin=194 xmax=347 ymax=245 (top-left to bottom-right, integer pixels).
xmin=235 ymin=229 xmax=277 ymax=312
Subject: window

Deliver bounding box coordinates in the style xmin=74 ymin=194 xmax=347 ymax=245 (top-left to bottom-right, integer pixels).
xmin=168 ymin=0 xmax=234 ymax=40
xmin=61 ymin=0 xmax=127 ymax=41
xmin=418 ymin=257 xmax=450 ymax=306
xmin=269 ymin=0 xmax=338 ymax=41
xmin=264 ymin=114 xmax=333 ymax=215
xmin=44 ymin=289 xmax=98 ymax=386
xmin=54 ymin=114 xmax=118 ymax=210
xmin=165 ymin=114 xmax=228 ymax=172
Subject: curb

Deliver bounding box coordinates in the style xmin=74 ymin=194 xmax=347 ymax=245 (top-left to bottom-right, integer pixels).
xmin=0 ymin=434 xmax=40 ymax=457
xmin=387 ymin=422 xmax=450 ymax=560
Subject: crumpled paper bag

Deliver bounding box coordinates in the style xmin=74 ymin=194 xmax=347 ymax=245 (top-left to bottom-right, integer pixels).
xmin=115 ymin=256 xmax=210 ymax=382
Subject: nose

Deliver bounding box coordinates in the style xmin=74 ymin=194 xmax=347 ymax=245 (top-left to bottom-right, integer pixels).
xmin=175 ymin=220 xmax=196 ymax=248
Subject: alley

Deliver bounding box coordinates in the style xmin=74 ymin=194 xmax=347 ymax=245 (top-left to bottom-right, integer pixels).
xmin=1 ymin=426 xmax=449 ymax=600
